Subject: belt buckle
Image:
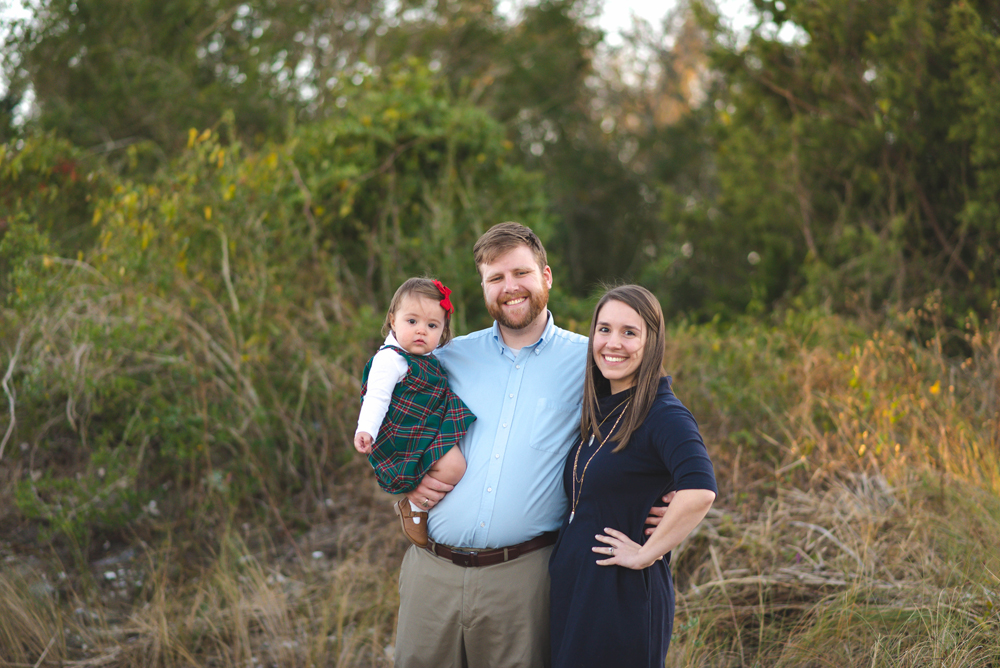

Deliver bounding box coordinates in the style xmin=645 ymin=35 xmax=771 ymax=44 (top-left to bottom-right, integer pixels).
xmin=449 ymin=548 xmax=478 ymax=567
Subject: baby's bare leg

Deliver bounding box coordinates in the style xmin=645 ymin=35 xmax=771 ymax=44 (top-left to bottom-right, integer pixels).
xmin=427 ymin=447 xmax=466 ymax=486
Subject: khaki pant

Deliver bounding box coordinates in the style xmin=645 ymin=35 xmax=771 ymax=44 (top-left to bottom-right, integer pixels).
xmin=394 ymin=544 xmax=553 ymax=668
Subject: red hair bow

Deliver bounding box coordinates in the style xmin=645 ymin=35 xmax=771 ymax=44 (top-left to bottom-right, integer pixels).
xmin=433 ymin=280 xmax=454 ymax=315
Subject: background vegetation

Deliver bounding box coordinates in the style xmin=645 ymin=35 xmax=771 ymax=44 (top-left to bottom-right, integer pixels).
xmin=1 ymin=0 xmax=998 ymax=665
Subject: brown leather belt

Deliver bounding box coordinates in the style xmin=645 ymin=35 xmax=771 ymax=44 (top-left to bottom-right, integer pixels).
xmin=425 ymin=531 xmax=558 ymax=568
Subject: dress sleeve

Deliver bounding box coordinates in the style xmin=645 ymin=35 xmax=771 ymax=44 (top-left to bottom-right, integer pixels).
xmin=356 ymin=349 xmax=408 ymax=439
xmin=652 ymin=406 xmax=718 ymax=495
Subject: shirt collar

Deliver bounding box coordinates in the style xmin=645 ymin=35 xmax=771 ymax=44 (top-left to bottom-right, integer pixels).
xmin=490 ymin=310 xmax=554 ymax=356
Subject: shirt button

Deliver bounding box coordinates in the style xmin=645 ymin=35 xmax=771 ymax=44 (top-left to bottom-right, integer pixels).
xmin=509 ymin=393 xmax=514 ymax=398
xmin=480 ymin=522 xmax=486 ymax=528
xmin=487 ymin=487 xmax=492 ymax=492
xmin=495 ymin=453 xmax=500 ymax=459
xmin=515 ymin=364 xmax=520 ymax=369
xmin=502 ymin=423 xmax=507 ymax=428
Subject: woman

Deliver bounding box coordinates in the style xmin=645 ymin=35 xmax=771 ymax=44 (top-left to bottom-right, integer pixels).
xmin=549 ymin=285 xmax=717 ymax=668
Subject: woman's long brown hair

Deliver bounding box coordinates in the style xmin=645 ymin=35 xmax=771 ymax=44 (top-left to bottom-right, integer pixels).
xmin=580 ymin=284 xmax=666 ymax=452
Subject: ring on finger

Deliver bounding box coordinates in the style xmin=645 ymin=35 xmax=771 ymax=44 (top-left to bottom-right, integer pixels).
xmin=421 ymin=498 xmax=429 ymax=508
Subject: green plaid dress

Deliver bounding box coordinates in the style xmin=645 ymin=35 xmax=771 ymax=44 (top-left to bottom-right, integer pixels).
xmin=361 ymin=345 xmax=476 ymax=495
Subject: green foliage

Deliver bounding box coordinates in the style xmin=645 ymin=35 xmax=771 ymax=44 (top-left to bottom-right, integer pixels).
xmin=0 ymin=0 xmax=396 ymax=158
xmin=666 ymin=0 xmax=1000 ymax=319
xmin=1 ymin=64 xmax=548 ymax=547
xmin=0 ymin=133 xmax=111 ymax=304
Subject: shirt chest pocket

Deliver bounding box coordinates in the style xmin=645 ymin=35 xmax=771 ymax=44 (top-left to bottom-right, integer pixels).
xmin=528 ymin=398 xmax=582 ymax=453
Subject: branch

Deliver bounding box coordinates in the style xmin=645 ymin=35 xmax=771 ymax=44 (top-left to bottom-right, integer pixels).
xmin=288 ymin=162 xmax=319 ymax=248
xmin=754 ymin=73 xmax=859 ymax=128
xmin=194 ymin=5 xmax=240 ymax=43
xmin=0 ymin=330 xmax=26 ymax=461
xmin=912 ymin=177 xmax=971 ymax=275
xmin=218 ymin=229 xmax=241 ymax=316
xmin=351 ymin=138 xmax=421 ymax=184
xmin=786 ymin=520 xmax=864 ymax=571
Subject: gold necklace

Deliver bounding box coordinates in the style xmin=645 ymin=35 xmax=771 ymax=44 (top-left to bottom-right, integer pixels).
xmin=569 ymin=399 xmax=630 ymax=524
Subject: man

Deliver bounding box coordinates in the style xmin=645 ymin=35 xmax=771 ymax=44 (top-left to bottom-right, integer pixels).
xmin=394 ymin=222 xmax=588 ymax=668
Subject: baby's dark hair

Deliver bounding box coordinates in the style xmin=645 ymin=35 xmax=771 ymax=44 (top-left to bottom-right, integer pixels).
xmin=382 ymin=277 xmax=454 ymax=347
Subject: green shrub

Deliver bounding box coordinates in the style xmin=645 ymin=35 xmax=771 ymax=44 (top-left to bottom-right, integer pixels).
xmin=1 ymin=64 xmax=549 ymax=548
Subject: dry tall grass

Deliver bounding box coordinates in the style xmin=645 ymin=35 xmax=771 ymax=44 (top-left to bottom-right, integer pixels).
xmin=1 ymin=469 xmax=404 ymax=668
xmin=662 ymin=302 xmax=1000 ymax=666
xmin=2 ymin=305 xmax=999 ymax=666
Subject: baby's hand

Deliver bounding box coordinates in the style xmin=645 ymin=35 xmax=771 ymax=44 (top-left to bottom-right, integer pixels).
xmin=354 ymin=432 xmax=373 ymax=454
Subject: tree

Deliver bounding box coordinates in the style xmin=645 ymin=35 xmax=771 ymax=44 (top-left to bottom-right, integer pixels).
xmin=673 ymin=0 xmax=1000 ymax=317
xmin=1 ymin=0 xmax=391 ymax=157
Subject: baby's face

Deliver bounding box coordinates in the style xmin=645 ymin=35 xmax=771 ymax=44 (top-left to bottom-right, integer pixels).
xmin=390 ymin=295 xmax=446 ymax=355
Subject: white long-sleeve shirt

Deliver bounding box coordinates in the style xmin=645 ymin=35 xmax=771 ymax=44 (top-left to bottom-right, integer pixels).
xmin=355 ymin=333 xmax=421 ymax=439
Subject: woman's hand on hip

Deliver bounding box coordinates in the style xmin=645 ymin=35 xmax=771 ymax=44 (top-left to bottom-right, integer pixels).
xmin=593 ymin=527 xmax=661 ymax=570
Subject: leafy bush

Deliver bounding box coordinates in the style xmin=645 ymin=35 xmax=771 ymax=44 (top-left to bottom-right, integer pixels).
xmin=0 ymin=64 xmax=549 ymax=550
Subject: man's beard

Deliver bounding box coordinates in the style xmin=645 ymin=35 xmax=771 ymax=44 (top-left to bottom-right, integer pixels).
xmin=488 ymin=285 xmax=549 ymax=330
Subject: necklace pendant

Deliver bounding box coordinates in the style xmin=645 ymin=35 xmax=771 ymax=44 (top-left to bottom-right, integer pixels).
xmin=569 ymin=511 xmax=575 ymax=524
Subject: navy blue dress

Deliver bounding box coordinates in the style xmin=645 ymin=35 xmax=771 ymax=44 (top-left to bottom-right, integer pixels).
xmin=549 ymin=377 xmax=717 ymax=668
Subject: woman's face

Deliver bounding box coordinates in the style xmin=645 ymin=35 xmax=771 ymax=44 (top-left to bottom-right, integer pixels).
xmin=592 ymin=300 xmax=646 ymax=394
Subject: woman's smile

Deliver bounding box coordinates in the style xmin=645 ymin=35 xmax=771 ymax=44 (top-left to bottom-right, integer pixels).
xmin=593 ymin=300 xmax=646 ymax=394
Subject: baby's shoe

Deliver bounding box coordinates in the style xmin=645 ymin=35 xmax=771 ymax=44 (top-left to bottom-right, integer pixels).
xmin=394 ymin=498 xmax=428 ymax=547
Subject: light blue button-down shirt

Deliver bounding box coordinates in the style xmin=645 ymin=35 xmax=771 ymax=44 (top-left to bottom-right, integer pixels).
xmin=430 ymin=312 xmax=588 ymax=549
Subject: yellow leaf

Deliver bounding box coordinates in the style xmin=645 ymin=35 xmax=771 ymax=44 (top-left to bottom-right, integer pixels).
xmin=92 ymin=208 xmax=102 ymax=225
xmin=42 ymin=255 xmax=53 ymax=268
xmin=188 ymin=128 xmax=198 ymax=148
xmin=198 ymin=129 xmax=211 ymax=142
xmin=929 ymin=380 xmax=940 ymax=395
xmin=217 ymin=149 xmax=225 ymax=168
xmin=204 ymin=206 xmax=212 ymax=220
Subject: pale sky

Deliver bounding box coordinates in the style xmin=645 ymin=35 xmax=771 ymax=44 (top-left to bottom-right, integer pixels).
xmin=597 ymin=0 xmax=755 ymax=45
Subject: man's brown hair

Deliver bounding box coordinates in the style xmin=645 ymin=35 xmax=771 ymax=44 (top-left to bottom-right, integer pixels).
xmin=472 ymin=222 xmax=548 ymax=277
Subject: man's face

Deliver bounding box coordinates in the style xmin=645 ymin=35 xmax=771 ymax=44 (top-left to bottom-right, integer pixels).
xmin=479 ymin=244 xmax=552 ymax=330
